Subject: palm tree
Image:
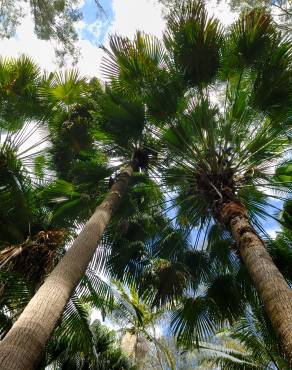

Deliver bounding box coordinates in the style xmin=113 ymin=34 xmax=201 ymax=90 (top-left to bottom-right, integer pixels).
xmin=196 ymin=302 xmax=290 ymax=369
xmin=39 ymin=298 xmax=136 ymax=370
xmin=110 ymin=280 xmax=175 ymax=370
xmin=1 ymin=2 xmax=292 ymax=368
xmin=99 ymin=1 xmax=292 ymax=363
xmin=164 ymin=16 xmax=292 ymax=367
xmin=0 ymin=55 xmax=46 ymax=129
xmin=0 ymin=71 xmax=161 ymax=369
xmin=0 ymin=75 xmax=116 ymax=335
xmin=0 ymin=131 xmax=66 ymax=285
xmin=0 ymin=55 xmax=60 ymax=299
xmin=159 ymin=80 xmax=292 ymax=362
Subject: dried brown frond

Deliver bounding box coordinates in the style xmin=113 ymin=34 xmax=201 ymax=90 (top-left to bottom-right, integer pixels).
xmin=0 ymin=229 xmax=67 ymax=288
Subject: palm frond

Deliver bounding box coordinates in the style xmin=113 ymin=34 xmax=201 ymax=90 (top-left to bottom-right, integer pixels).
xmin=252 ymin=40 xmax=292 ymax=117
xmin=171 ymin=296 xmax=217 ymax=347
xmin=0 ymin=56 xmax=43 ymax=129
xmin=96 ymin=87 xmax=146 ymax=149
xmin=41 ymin=69 xmax=88 ymax=108
xmin=227 ymin=8 xmax=278 ymax=69
xmin=164 ymin=0 xmax=223 ymax=86
xmin=101 ymin=31 xmax=166 ymax=86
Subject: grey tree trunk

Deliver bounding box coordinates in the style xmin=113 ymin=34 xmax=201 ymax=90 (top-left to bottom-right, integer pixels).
xmin=220 ymin=201 xmax=292 ymax=366
xmin=0 ymin=165 xmax=133 ymax=370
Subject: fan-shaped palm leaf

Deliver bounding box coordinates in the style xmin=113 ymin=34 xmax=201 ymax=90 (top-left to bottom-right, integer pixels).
xmin=164 ymin=0 xmax=223 ymax=86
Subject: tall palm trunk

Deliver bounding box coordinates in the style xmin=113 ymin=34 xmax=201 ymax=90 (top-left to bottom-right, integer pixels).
xmin=121 ymin=332 xmax=148 ymax=361
xmin=0 ymin=164 xmax=134 ymax=370
xmin=220 ymin=201 xmax=292 ymax=365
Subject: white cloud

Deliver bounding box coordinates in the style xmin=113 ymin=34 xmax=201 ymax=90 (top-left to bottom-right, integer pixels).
xmin=266 ymin=228 xmax=278 ymax=239
xmin=90 ymin=309 xmax=103 ymax=323
xmin=0 ymin=15 xmax=56 ymax=71
xmin=0 ymin=0 xmax=238 ymax=80
xmin=0 ymin=0 xmax=165 ymax=79
xmin=0 ymin=17 xmax=104 ymax=78
xmin=87 ymin=18 xmax=104 ymax=37
xmin=110 ymin=0 xmax=165 ymax=38
xmin=2 ymin=17 xmax=98 ymax=79
xmin=74 ymin=39 xmax=104 ymax=78
xmin=206 ymin=0 xmax=237 ymax=26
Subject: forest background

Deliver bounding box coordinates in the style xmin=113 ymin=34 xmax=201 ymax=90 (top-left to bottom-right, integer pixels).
xmin=0 ymin=0 xmax=291 ymax=369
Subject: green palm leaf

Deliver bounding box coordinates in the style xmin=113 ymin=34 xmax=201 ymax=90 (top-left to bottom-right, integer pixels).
xmin=164 ymin=0 xmax=223 ymax=87
xmin=227 ymin=8 xmax=277 ymax=69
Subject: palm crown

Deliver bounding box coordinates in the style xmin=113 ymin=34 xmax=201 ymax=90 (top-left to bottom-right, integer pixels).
xmin=102 ymin=0 xmax=291 ymax=256
xmin=0 ymin=1 xmax=292 ymax=368
xmin=101 ymin=0 xmax=292 ymax=361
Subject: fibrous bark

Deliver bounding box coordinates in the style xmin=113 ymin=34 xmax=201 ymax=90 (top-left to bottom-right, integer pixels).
xmin=220 ymin=201 xmax=292 ymax=365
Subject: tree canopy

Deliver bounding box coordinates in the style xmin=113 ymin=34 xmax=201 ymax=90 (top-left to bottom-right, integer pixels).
xmin=0 ymin=1 xmax=291 ymax=369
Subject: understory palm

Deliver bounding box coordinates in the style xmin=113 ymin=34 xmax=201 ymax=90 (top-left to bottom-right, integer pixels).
xmin=110 ymin=281 xmax=175 ymax=370
xmin=39 ymin=300 xmax=135 ymax=370
xmin=195 ymin=301 xmax=290 ymax=370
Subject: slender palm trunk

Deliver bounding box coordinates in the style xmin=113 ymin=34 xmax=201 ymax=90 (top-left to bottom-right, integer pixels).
xmin=0 ymin=164 xmax=134 ymax=370
xmin=121 ymin=332 xmax=148 ymax=366
xmin=220 ymin=201 xmax=292 ymax=365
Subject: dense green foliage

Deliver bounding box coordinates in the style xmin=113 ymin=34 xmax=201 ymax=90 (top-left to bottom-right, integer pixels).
xmin=0 ymin=1 xmax=291 ymax=368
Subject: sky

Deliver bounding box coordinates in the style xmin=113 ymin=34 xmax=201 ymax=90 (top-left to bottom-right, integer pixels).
xmin=0 ymin=0 xmax=280 ymax=239
xmin=0 ymin=0 xmax=280 ymax=235
xmin=0 ymin=0 xmax=236 ymax=79
xmin=0 ymin=0 xmax=284 ymax=335
xmin=0 ymin=0 xmax=166 ymax=78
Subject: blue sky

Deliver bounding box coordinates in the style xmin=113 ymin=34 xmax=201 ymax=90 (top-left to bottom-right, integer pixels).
xmin=0 ymin=0 xmax=166 ymax=77
xmin=76 ymin=0 xmax=283 ymax=240
xmin=80 ymin=0 xmax=114 ymax=44
xmin=0 ymin=0 xmax=236 ymax=77
xmin=0 ymin=0 xmax=287 ymax=347
xmin=0 ymin=0 xmax=281 ymax=239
